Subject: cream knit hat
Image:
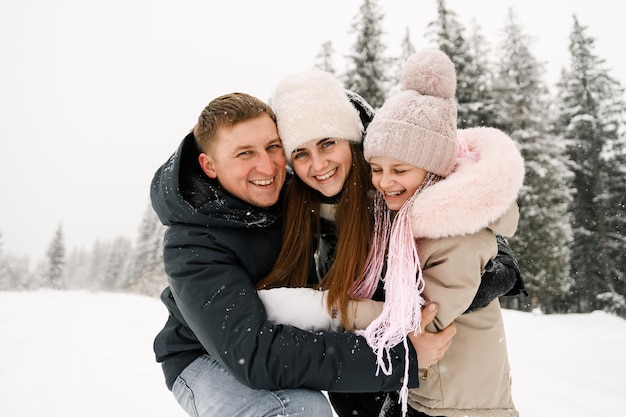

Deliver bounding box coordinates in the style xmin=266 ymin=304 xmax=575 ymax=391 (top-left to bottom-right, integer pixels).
xmin=364 ymin=48 xmax=458 ymax=177
xmin=271 ymin=70 xmax=363 ymax=163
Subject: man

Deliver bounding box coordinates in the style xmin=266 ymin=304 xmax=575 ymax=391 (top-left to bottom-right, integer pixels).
xmin=151 ymin=92 xmax=455 ymax=417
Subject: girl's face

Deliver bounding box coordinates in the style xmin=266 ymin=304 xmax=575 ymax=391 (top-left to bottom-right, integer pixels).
xmin=369 ymin=156 xmax=427 ymax=211
xmin=291 ymin=138 xmax=353 ymax=197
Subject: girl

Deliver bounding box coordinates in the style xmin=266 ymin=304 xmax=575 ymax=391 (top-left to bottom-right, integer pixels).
xmin=357 ymin=48 xmax=523 ymax=417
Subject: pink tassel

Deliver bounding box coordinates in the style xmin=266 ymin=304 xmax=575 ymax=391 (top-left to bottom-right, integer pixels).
xmin=356 ymin=192 xmax=425 ymax=417
xmin=356 ymin=173 xmax=441 ymax=417
xmin=351 ymin=194 xmax=390 ymax=299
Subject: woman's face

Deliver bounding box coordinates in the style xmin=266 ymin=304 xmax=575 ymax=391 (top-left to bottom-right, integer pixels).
xmin=369 ymin=156 xmax=427 ymax=211
xmin=291 ymin=138 xmax=353 ymax=197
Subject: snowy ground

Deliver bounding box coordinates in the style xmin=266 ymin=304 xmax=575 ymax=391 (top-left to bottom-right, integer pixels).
xmin=1 ymin=290 xmax=624 ymax=416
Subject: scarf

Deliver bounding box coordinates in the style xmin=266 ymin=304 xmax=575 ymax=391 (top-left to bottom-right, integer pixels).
xmin=353 ymin=172 xmax=441 ymax=417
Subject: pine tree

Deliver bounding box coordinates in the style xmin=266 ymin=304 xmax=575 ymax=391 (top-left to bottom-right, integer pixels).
xmin=62 ymin=247 xmax=91 ymax=289
xmin=598 ymin=139 xmax=626 ymax=316
xmin=60 ymin=237 xmax=133 ymax=292
xmin=492 ymin=8 xmax=574 ymax=312
xmin=0 ymin=231 xmax=5 ymax=288
xmin=46 ymin=224 xmax=66 ymax=289
xmin=103 ymin=236 xmax=132 ymax=291
xmin=343 ymin=0 xmax=389 ymax=109
xmin=88 ymin=239 xmax=110 ymax=288
xmin=388 ymin=28 xmax=416 ymax=95
xmin=464 ymin=19 xmax=498 ymax=127
xmin=554 ymin=15 xmax=626 ymax=313
xmin=126 ymin=204 xmax=167 ymax=297
xmin=0 ymin=232 xmax=11 ymax=290
xmin=426 ymin=0 xmax=490 ymax=128
xmin=0 ymin=254 xmax=31 ymax=290
xmin=314 ymin=41 xmax=336 ymax=74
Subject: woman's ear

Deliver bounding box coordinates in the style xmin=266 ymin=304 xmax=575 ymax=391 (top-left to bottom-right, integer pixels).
xmin=198 ymin=153 xmax=218 ymax=179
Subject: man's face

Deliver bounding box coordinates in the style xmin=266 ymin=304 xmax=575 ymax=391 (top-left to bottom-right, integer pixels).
xmin=199 ymin=114 xmax=286 ymax=208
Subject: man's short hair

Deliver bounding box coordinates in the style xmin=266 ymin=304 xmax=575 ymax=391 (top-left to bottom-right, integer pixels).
xmin=193 ymin=92 xmax=277 ymax=152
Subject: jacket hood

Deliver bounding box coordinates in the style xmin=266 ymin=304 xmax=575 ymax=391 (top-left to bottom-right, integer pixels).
xmin=411 ymin=127 xmax=524 ymax=239
xmin=150 ymin=132 xmax=281 ymax=229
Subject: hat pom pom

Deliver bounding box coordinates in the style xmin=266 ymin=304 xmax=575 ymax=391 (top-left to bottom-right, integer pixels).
xmin=402 ymin=48 xmax=456 ymax=99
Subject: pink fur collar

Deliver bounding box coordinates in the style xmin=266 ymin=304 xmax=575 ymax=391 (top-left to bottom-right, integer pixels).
xmin=410 ymin=127 xmax=524 ymax=239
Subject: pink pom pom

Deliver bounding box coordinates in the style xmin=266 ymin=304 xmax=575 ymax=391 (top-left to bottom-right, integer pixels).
xmin=401 ymin=48 xmax=456 ymax=99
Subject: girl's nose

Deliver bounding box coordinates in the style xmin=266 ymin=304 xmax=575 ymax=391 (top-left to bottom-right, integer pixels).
xmin=379 ymin=172 xmax=394 ymax=188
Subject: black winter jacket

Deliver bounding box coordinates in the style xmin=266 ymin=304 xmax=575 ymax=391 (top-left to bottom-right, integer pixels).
xmin=151 ymin=133 xmax=419 ymax=392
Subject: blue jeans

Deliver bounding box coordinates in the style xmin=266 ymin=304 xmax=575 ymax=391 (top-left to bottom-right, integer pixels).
xmin=172 ymin=354 xmax=333 ymax=417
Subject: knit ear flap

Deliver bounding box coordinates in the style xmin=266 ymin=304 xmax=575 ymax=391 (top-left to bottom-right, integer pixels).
xmin=402 ymin=48 xmax=456 ymax=100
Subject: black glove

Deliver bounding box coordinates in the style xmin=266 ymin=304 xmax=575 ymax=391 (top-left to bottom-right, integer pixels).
xmin=465 ymin=234 xmax=528 ymax=313
xmin=494 ymin=234 xmax=528 ymax=297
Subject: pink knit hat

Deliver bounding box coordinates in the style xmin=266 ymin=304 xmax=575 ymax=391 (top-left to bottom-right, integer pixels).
xmin=364 ymin=48 xmax=458 ymax=177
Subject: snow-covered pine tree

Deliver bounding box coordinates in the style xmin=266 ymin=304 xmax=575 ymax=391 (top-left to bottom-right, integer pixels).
xmin=314 ymin=40 xmax=336 ymax=74
xmin=102 ymin=236 xmax=132 ymax=291
xmin=492 ymin=8 xmax=573 ymax=312
xmin=0 ymin=232 xmax=12 ymax=290
xmin=88 ymin=239 xmax=111 ymax=288
xmin=0 ymin=231 xmax=35 ymax=290
xmin=0 ymin=255 xmax=31 ymax=290
xmin=426 ymin=0 xmax=489 ymax=128
xmin=0 ymin=231 xmax=31 ymax=291
xmin=598 ymin=134 xmax=626 ymax=316
xmin=62 ymin=247 xmax=91 ymax=289
xmin=388 ymin=28 xmax=416 ymax=95
xmin=58 ymin=236 xmax=133 ymax=292
xmin=0 ymin=231 xmax=6 ymax=289
xmin=464 ymin=18 xmax=498 ymax=127
xmin=126 ymin=204 xmax=167 ymax=297
xmin=343 ymin=0 xmax=389 ymax=109
xmin=554 ymin=15 xmax=626 ymax=313
xmin=46 ymin=224 xmax=66 ymax=289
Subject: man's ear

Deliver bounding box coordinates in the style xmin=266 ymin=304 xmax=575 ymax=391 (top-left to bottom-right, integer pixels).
xmin=198 ymin=153 xmax=218 ymax=179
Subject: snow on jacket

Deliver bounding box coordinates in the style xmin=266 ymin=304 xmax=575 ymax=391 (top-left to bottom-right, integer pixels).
xmin=150 ymin=132 xmax=420 ymax=392
xmin=407 ymin=127 xmax=523 ymax=417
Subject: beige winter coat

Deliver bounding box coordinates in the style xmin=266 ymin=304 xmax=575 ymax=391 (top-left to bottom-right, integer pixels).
xmin=405 ymin=127 xmax=524 ymax=417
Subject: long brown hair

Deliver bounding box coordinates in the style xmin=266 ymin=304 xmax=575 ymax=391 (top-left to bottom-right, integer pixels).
xmin=257 ymin=142 xmax=373 ymax=328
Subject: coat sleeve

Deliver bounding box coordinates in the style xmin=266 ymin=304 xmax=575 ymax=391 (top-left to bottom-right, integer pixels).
xmin=257 ymin=287 xmax=342 ymax=331
xmin=163 ymin=224 xmax=419 ymax=392
xmin=420 ymin=229 xmax=497 ymax=332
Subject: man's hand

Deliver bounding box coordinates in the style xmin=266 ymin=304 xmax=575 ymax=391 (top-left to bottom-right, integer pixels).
xmin=408 ymin=303 xmax=456 ymax=368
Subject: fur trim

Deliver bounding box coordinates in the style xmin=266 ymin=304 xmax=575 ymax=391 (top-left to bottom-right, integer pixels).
xmin=410 ymin=127 xmax=524 ymax=239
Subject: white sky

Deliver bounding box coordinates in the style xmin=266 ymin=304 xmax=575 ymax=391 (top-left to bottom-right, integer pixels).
xmin=2 ymin=290 xmax=625 ymax=415
xmin=1 ymin=0 xmax=624 ymax=263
